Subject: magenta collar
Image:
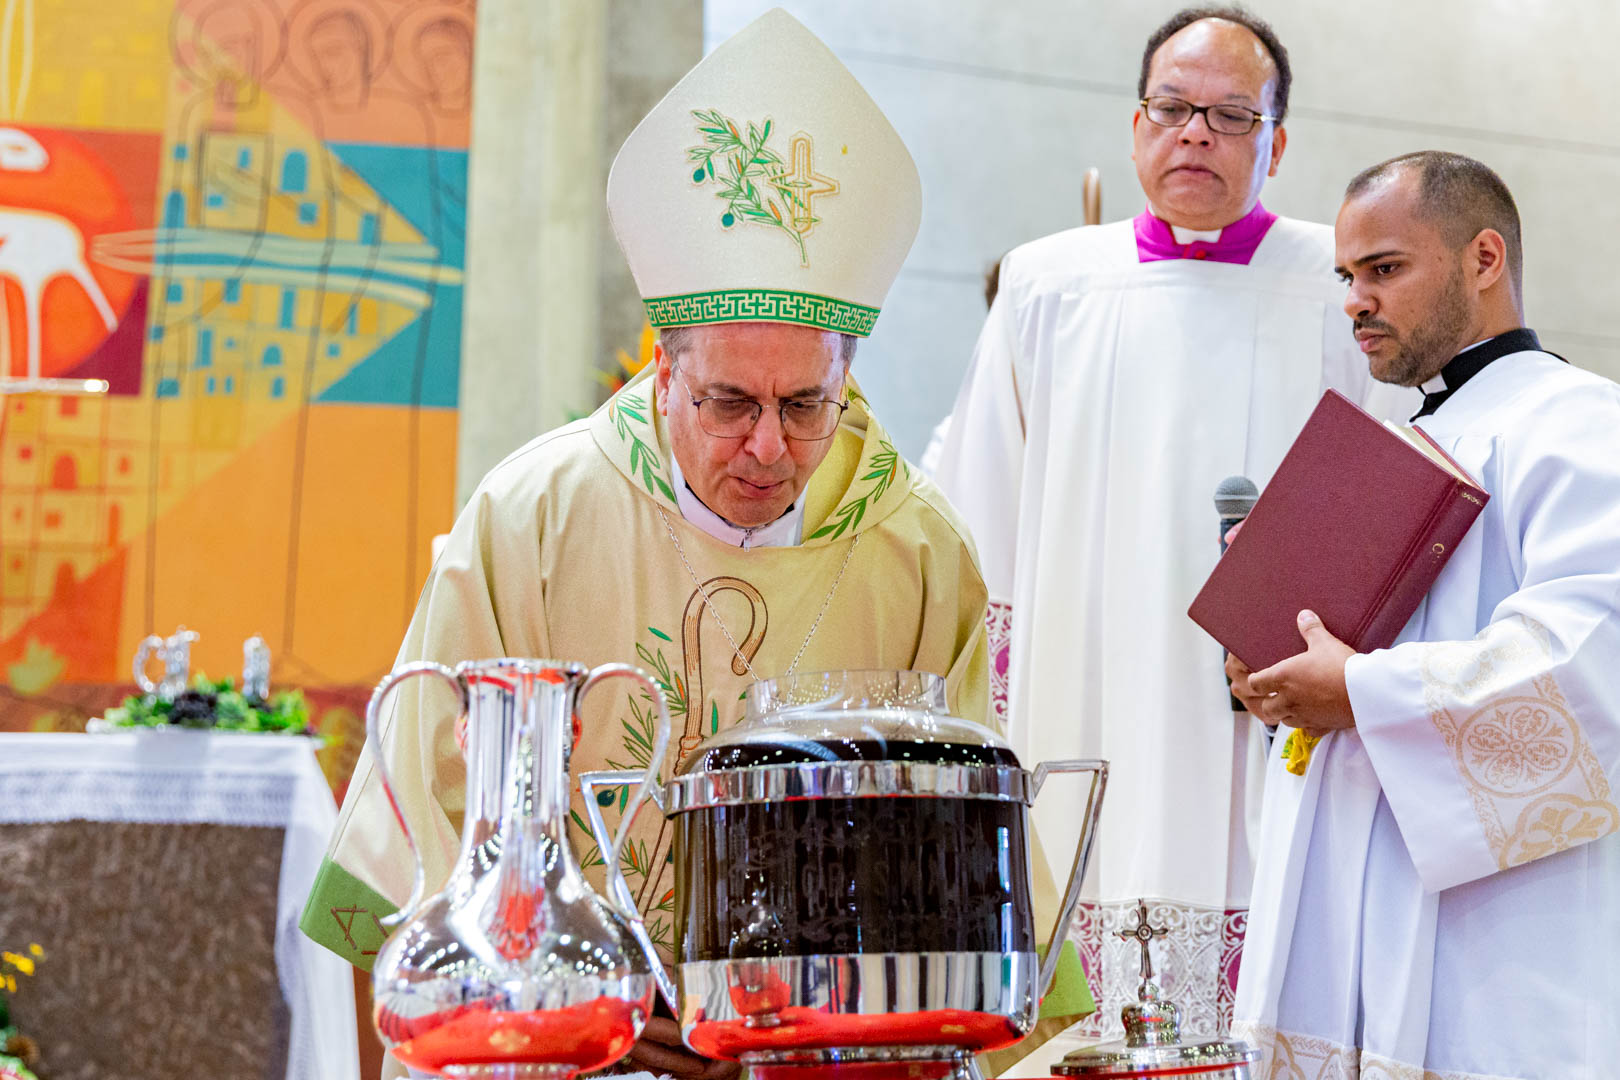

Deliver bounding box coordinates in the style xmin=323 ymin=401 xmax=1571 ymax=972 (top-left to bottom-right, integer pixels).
xmin=1134 ymin=202 xmax=1276 ymax=265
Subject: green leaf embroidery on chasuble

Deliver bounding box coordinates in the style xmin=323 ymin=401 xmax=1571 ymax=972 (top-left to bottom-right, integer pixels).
xmin=607 ymin=389 xmax=677 ymax=504
xmin=809 ymin=437 xmax=907 ymax=541
xmin=632 ymin=634 xmax=688 ymax=722
xmin=570 ymin=808 xmax=607 ymax=870
xmin=580 ymin=622 xmax=696 ymax=959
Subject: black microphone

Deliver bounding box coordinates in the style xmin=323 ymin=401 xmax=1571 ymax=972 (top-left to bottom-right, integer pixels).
xmin=1215 ymin=475 xmax=1259 ymax=555
xmin=1214 ymin=476 xmax=1259 ymax=713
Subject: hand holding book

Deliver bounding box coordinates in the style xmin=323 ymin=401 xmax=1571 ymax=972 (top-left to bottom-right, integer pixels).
xmin=1190 ymin=389 xmax=1490 ymax=774
xmin=1227 ymin=609 xmax=1356 ymax=772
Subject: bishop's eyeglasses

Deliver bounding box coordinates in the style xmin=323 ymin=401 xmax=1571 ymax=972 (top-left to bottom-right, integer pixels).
xmin=1140 ymin=96 xmax=1277 ymax=136
xmin=673 ymin=368 xmax=849 ymax=441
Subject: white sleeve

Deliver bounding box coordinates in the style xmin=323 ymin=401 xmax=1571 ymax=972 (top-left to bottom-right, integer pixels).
xmin=916 ymin=414 xmax=952 ymax=479
xmin=1347 ymin=387 xmax=1620 ymax=892
xmin=931 ymin=283 xmax=1027 ymax=604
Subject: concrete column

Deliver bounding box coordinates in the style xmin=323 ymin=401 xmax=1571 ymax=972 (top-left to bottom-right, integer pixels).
xmin=457 ymin=0 xmax=702 ymax=508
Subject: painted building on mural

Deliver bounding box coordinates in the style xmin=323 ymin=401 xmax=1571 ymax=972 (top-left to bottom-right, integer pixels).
xmin=0 ymin=0 xmax=472 ymax=756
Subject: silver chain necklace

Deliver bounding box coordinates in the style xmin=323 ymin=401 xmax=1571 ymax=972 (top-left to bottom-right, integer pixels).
xmin=657 ymin=505 xmax=860 ymax=680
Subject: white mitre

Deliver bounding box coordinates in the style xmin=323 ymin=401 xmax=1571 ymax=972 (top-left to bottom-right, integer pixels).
xmin=606 ymin=8 xmax=921 ymax=338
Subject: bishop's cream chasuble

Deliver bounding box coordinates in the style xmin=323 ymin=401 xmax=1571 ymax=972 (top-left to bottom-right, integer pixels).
xmin=300 ymin=8 xmax=1104 ymax=1071
xmin=301 ymin=369 xmax=993 ymax=967
xmin=1235 ymin=351 xmax=1620 ymax=1080
xmin=934 ymin=212 xmax=1418 ymax=1054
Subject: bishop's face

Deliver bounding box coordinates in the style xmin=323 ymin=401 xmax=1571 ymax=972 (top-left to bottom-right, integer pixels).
xmin=657 ymin=323 xmax=847 ymax=529
xmin=1335 ymin=172 xmax=1477 ymax=387
xmin=1132 ymin=18 xmax=1286 ymax=231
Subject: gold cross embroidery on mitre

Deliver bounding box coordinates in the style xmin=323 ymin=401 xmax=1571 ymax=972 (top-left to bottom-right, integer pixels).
xmin=785 ymin=133 xmax=838 ymax=240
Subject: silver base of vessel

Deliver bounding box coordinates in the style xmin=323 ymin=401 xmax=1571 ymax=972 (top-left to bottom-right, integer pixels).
xmin=740 ymin=1045 xmax=984 ymax=1080
xmin=441 ymin=1067 xmax=583 ymax=1080
xmin=681 ymin=950 xmax=1037 ymax=1021
xmin=679 ymin=951 xmax=1035 ymax=1061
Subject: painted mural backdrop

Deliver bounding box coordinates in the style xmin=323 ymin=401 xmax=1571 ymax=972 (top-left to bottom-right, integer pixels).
xmin=0 ymin=0 xmax=473 ymax=790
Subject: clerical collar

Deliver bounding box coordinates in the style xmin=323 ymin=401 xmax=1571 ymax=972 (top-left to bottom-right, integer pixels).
xmin=1134 ymin=201 xmax=1276 ymax=265
xmin=669 ymin=452 xmax=804 ymax=549
xmin=1411 ymin=327 xmax=1563 ymax=421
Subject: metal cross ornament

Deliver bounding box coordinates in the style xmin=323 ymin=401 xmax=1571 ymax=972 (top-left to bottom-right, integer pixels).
xmin=1116 ymin=898 xmax=1170 ymax=985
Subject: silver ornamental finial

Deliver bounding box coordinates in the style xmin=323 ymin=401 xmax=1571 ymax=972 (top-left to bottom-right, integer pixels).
xmin=1116 ymin=898 xmax=1169 ymax=989
xmin=133 ymin=627 xmax=199 ymax=702
xmin=1115 ymin=899 xmax=1182 ymax=1048
xmin=242 ymin=634 xmax=271 ymax=701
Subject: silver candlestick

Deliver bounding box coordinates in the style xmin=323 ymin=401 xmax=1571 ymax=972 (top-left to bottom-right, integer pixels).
xmin=242 ymin=635 xmax=271 ymax=701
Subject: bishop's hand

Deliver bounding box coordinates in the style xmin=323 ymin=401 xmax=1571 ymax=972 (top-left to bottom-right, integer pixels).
xmin=626 ymin=1017 xmax=741 ymax=1080
xmin=1230 ymin=610 xmax=1357 ymax=736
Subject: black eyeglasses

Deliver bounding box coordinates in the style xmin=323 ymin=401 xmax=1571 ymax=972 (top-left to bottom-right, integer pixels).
xmin=1140 ymin=96 xmax=1277 ymax=135
xmin=673 ymin=368 xmax=848 ymax=441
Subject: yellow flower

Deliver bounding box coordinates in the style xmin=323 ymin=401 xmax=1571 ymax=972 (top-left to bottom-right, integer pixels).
xmin=1 ymin=951 xmax=33 ymax=976
xmin=597 ymin=321 xmax=659 ymax=396
xmin=1282 ymin=730 xmax=1321 ymax=776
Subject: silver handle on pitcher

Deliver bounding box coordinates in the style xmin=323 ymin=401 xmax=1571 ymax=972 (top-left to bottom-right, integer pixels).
xmin=364 ymin=660 xmax=470 ymax=930
xmin=1030 ymin=758 xmax=1109 ymax=997
xmin=577 ymin=663 xmax=677 ymax=1012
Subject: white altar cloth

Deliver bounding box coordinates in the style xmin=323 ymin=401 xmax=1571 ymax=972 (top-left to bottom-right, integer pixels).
xmin=0 ymin=731 xmax=359 ymax=1080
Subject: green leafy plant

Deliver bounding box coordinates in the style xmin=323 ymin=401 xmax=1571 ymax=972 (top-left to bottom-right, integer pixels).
xmin=102 ymin=675 xmax=313 ymax=735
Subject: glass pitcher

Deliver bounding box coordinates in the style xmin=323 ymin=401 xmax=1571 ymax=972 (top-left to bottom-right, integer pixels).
xmin=365 ymin=658 xmax=673 ymax=1079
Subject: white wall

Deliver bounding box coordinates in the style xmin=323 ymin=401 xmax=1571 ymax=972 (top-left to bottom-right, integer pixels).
xmin=704 ymin=1 xmax=1620 ymax=459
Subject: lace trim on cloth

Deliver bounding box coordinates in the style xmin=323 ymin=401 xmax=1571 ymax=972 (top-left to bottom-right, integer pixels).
xmin=1232 ymin=1021 xmax=1527 ymax=1080
xmin=986 ymin=600 xmax=1013 ymax=732
xmin=0 ymin=767 xmax=296 ymax=826
xmin=1069 ymin=899 xmax=1246 ymax=1040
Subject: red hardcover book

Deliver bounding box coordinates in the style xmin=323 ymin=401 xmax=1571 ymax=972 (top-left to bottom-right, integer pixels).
xmin=1188 ymin=389 xmax=1488 ymax=672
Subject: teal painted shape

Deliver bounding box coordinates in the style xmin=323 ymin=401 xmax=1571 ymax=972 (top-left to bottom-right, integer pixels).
xmin=314 ymin=142 xmax=467 ymax=408
xmin=326 ymin=142 xmax=467 ymax=266
xmin=311 ymin=142 xmax=466 ymax=409
xmin=316 ymin=287 xmax=463 ymax=408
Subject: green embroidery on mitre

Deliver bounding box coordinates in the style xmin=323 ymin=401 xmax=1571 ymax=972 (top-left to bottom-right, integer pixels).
xmin=688 ymin=108 xmax=839 ymax=266
xmin=644 ymin=289 xmax=880 ymax=337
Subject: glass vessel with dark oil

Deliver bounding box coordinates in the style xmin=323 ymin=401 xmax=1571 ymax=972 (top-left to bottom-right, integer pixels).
xmin=583 ymin=669 xmax=1107 ymax=1080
